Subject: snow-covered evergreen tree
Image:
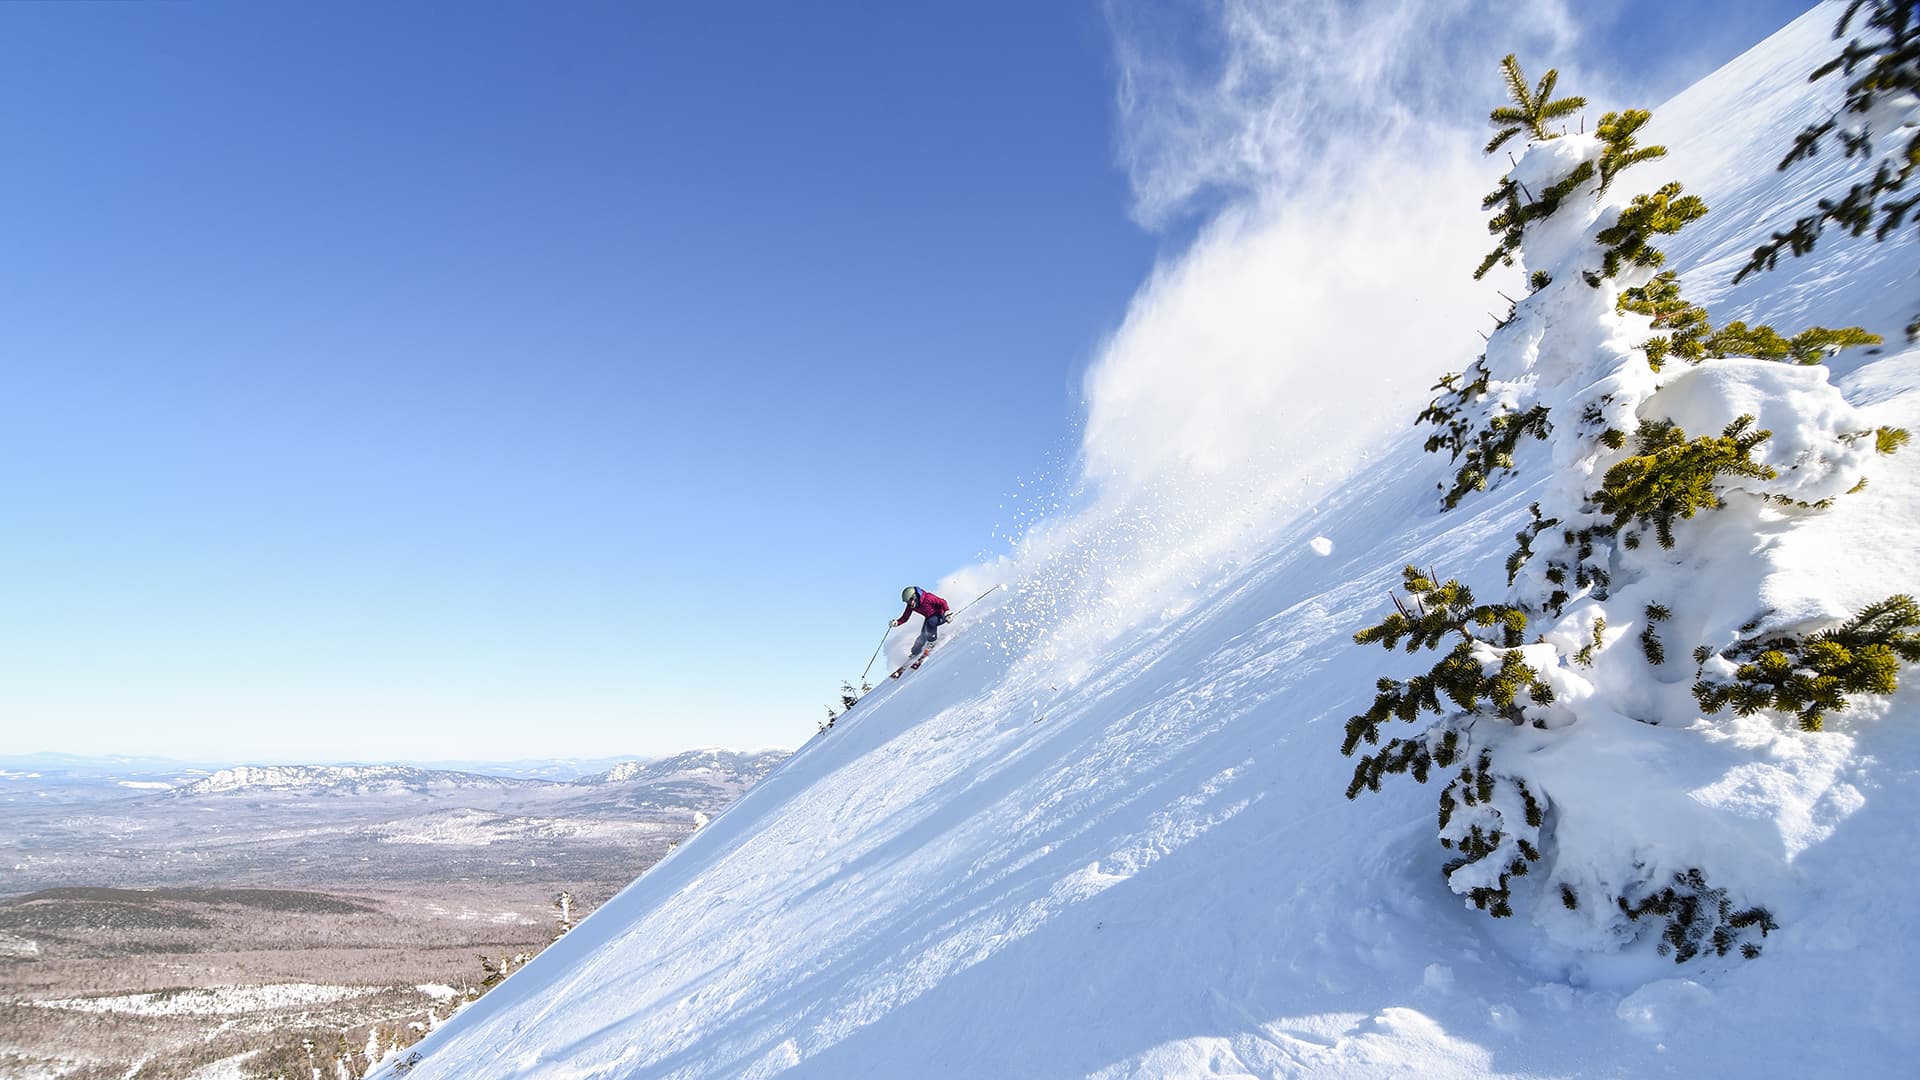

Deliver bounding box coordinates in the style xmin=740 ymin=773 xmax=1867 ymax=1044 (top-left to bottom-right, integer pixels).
xmin=358 ymin=1028 xmax=383 ymax=1076
xmin=1348 ymin=52 xmax=1913 ymax=962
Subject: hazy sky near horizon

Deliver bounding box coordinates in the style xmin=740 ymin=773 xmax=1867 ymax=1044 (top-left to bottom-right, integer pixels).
xmin=1 ymin=1 xmax=1817 ymax=762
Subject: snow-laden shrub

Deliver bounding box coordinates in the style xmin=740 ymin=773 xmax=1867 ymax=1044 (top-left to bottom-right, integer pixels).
xmin=1341 ymin=567 xmax=1554 ymax=918
xmin=1693 ymin=594 xmax=1920 ymax=730
xmin=1344 ymin=52 xmax=1913 ymax=966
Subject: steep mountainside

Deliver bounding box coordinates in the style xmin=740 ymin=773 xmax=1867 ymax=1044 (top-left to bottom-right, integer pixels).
xmin=383 ymin=10 xmax=1920 ymax=1078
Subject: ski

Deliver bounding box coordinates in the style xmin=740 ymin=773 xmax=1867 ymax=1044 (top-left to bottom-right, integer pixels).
xmin=889 ymin=645 xmax=935 ymax=680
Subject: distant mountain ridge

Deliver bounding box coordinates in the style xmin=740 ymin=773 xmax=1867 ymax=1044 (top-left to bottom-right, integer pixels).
xmin=1 ymin=747 xmax=794 ymax=896
xmin=3 ymin=749 xmax=793 ymax=791
xmin=0 ymin=753 xmax=217 ymax=780
xmin=574 ymin=748 xmax=788 ymax=788
xmin=175 ymin=765 xmax=541 ymax=798
xmin=164 ymin=750 xmax=791 ymax=798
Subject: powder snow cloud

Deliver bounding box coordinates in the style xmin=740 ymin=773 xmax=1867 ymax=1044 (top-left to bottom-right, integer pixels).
xmin=934 ymin=1 xmax=1598 ymax=663
xmin=1087 ymin=0 xmax=1588 ymax=506
xmin=1109 ymin=0 xmax=1583 ymax=228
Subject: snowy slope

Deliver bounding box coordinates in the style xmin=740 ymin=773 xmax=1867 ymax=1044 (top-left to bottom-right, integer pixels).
xmin=385 ymin=10 xmax=1920 ymax=1078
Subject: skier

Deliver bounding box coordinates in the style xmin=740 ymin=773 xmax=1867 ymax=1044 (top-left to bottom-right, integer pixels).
xmin=889 ymin=586 xmax=950 ymax=677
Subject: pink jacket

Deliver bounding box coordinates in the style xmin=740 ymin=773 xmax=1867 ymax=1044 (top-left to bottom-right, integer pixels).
xmin=898 ymin=591 xmax=950 ymax=624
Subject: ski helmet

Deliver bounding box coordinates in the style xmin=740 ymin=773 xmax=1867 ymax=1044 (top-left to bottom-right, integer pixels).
xmin=902 ymin=586 xmax=919 ymax=603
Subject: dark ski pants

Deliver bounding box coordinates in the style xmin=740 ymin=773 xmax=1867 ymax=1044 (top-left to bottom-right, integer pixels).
xmin=911 ymin=613 xmax=946 ymax=658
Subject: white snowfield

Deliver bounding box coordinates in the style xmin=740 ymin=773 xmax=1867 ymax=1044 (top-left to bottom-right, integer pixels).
xmin=370 ymin=808 xmax=673 ymax=847
xmin=31 ymin=983 xmax=380 ymax=1018
xmin=386 ymin=11 xmax=1919 ymax=1079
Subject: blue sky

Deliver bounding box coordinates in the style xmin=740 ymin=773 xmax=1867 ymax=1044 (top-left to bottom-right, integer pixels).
xmin=0 ymin=1 xmax=1817 ymax=763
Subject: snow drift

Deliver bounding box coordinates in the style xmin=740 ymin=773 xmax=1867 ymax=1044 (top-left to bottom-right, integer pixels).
xmin=383 ymin=7 xmax=1919 ymax=1078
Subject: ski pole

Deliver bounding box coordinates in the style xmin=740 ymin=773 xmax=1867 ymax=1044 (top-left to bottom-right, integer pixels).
xmin=949 ymin=583 xmax=1003 ymax=620
xmin=858 ymin=626 xmax=890 ymax=682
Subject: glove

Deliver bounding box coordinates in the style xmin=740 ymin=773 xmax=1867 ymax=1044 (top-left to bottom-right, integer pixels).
xmin=889 ymin=618 xmax=901 ymax=628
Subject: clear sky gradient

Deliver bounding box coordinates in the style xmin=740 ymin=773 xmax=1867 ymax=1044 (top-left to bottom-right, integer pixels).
xmin=0 ymin=1 xmax=1816 ymax=762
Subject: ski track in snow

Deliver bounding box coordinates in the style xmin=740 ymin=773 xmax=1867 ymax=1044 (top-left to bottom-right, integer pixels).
xmin=384 ymin=8 xmax=1920 ymax=1078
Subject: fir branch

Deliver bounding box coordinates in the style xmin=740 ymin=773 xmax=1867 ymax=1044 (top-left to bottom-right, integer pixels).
xmin=1596 ymin=183 xmax=1709 ymax=280
xmin=1694 ymin=594 xmax=1920 ymax=729
xmin=1596 ymin=109 xmax=1667 ymax=193
xmin=1619 ymin=868 xmax=1776 ymax=964
xmin=1619 ymin=271 xmax=1881 ymax=367
xmin=1742 ymin=1 xmax=1920 ymax=336
xmin=1485 ymin=55 xmax=1587 ymax=153
xmin=1641 ymin=604 xmax=1671 ymax=666
xmin=1597 ymin=417 xmax=1776 ymax=548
